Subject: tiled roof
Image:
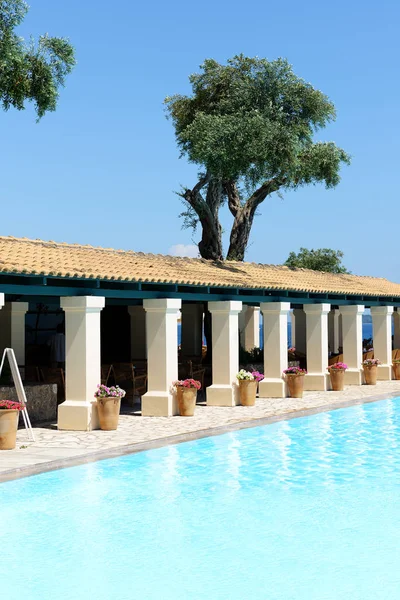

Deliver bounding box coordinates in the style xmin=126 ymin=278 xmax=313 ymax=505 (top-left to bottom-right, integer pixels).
xmin=0 ymin=235 xmax=400 ymax=298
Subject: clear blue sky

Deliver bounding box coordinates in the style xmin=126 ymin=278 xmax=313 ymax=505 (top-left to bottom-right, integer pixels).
xmin=2 ymin=0 xmax=398 ymax=279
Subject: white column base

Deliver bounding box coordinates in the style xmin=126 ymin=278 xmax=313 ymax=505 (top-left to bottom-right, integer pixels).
xmin=58 ymin=400 xmax=99 ymax=431
xmin=141 ymin=391 xmax=177 ymax=417
xmin=377 ymin=365 xmax=392 ymax=381
xmin=344 ymin=368 xmax=363 ymax=385
xmin=304 ymin=373 xmax=331 ymax=391
xmin=258 ymin=378 xmax=286 ymax=398
xmin=207 ymin=384 xmax=239 ymax=407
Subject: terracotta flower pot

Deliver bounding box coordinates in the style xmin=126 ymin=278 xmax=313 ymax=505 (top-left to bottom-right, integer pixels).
xmin=0 ymin=409 xmax=19 ymax=450
xmin=393 ymin=363 xmax=400 ymax=380
xmin=239 ymin=380 xmax=257 ymax=406
xmin=97 ymin=396 xmax=121 ymax=430
xmin=329 ymin=368 xmax=345 ymax=391
xmin=363 ymin=365 xmax=378 ymax=385
xmin=177 ymin=386 xmax=197 ymax=416
xmin=286 ymin=374 xmax=305 ymax=398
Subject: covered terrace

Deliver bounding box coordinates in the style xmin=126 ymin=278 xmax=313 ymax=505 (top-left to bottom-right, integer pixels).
xmin=0 ymin=235 xmax=400 ymax=431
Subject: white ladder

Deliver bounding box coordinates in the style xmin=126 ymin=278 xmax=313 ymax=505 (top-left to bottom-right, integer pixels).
xmin=0 ymin=348 xmax=35 ymax=442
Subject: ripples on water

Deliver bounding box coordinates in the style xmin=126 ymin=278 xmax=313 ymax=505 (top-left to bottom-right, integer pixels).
xmin=2 ymin=398 xmax=400 ymax=600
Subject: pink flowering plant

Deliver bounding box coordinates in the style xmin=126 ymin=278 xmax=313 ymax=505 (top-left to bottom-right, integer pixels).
xmin=173 ymin=379 xmax=201 ymax=390
xmin=363 ymin=359 xmax=381 ymax=367
xmin=288 ymin=347 xmax=296 ymax=355
xmin=328 ymin=362 xmax=348 ymax=371
xmin=251 ymin=371 xmax=264 ymax=382
xmin=0 ymin=400 xmax=24 ymax=410
xmin=94 ymin=384 xmax=126 ymax=399
xmin=283 ymin=366 xmax=307 ymax=376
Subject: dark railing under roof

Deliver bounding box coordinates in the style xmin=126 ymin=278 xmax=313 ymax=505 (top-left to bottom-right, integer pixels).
xmin=0 ymin=272 xmax=400 ymax=308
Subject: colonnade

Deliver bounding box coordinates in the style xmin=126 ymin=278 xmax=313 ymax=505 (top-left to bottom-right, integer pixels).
xmin=0 ymin=293 xmax=399 ymax=431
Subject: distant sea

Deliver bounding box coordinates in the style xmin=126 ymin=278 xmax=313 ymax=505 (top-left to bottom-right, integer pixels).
xmin=177 ymin=322 xmax=376 ymax=348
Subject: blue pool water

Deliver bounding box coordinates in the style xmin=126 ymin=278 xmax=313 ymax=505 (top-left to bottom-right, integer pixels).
xmin=2 ymin=399 xmax=400 ymax=600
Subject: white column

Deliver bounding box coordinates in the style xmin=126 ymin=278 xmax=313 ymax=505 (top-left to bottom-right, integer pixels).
xmin=142 ymin=298 xmax=181 ymax=416
xmin=328 ymin=309 xmax=340 ymax=355
xmin=303 ymin=303 xmax=331 ymax=391
xmin=207 ymin=300 xmax=242 ymax=406
xmin=0 ymin=300 xmax=28 ymax=366
xmin=292 ymin=308 xmax=306 ymax=355
xmin=290 ymin=311 xmax=296 ymax=347
xmin=340 ymin=305 xmax=364 ymax=385
xmin=0 ymin=294 xmax=4 ymax=350
xmin=181 ymin=303 xmax=203 ymax=358
xmin=259 ymin=302 xmax=290 ymax=398
xmin=239 ymin=306 xmax=260 ymax=350
xmin=371 ymin=306 xmax=394 ymax=380
xmin=58 ymin=296 xmax=105 ymax=431
xmin=128 ymin=305 xmax=147 ymax=359
xmin=394 ymin=310 xmax=400 ymax=350
xmin=10 ymin=302 xmax=29 ymax=365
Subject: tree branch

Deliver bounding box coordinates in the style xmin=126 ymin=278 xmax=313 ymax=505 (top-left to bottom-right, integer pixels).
xmin=244 ymin=175 xmax=286 ymax=212
xmin=181 ymin=172 xmax=211 ymax=214
xmin=224 ymin=180 xmax=241 ymax=217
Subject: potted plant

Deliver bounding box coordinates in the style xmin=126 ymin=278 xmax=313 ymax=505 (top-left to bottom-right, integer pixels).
xmin=236 ymin=370 xmax=258 ymax=406
xmin=393 ymin=359 xmax=400 ymax=381
xmin=283 ymin=366 xmax=307 ymax=398
xmin=0 ymin=400 xmax=24 ymax=450
xmin=173 ymin=379 xmax=201 ymax=416
xmin=362 ymin=359 xmax=381 ymax=385
xmin=327 ymin=362 xmax=348 ymax=391
xmin=251 ymin=370 xmax=264 ymax=393
xmin=94 ymin=384 xmax=126 ymax=430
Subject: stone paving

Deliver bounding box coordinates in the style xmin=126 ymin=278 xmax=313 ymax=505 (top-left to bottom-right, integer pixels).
xmin=2 ymin=380 xmax=400 ymax=481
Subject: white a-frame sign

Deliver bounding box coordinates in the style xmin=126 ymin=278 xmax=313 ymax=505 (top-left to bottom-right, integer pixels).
xmin=0 ymin=348 xmax=35 ymax=442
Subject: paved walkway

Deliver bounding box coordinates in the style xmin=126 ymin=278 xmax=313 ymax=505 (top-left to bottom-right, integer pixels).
xmin=2 ymin=381 xmax=400 ymax=481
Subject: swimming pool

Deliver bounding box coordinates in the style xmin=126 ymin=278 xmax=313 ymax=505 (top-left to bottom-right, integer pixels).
xmin=2 ymin=398 xmax=400 ymax=600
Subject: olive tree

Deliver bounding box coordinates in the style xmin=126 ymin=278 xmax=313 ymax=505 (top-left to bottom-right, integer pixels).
xmin=284 ymin=247 xmax=349 ymax=273
xmin=0 ymin=0 xmax=75 ymax=119
xmin=165 ymin=55 xmax=350 ymax=261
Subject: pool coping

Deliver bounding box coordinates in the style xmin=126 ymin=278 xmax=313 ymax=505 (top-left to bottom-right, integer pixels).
xmin=1 ymin=390 xmax=398 ymax=483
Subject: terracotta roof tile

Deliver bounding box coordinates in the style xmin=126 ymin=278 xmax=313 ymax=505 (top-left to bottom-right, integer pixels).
xmin=0 ymin=235 xmax=399 ymax=298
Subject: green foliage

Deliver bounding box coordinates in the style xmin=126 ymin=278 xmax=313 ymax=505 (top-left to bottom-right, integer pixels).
xmin=165 ymin=56 xmax=350 ymax=261
xmin=239 ymin=346 xmax=264 ymax=366
xmin=284 ymin=247 xmax=349 ymax=273
xmin=363 ymin=337 xmax=373 ymax=351
xmin=165 ymin=54 xmax=350 ymax=192
xmin=0 ymin=0 xmax=75 ymax=119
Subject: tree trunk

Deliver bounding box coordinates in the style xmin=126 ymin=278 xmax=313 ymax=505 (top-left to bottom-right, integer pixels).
xmin=183 ymin=176 xmax=224 ymax=261
xmin=226 ymin=204 xmax=256 ymax=261
xmin=198 ymin=179 xmax=224 ymax=260
xmin=198 ymin=223 xmax=223 ymax=261
xmin=225 ymin=176 xmax=284 ymax=261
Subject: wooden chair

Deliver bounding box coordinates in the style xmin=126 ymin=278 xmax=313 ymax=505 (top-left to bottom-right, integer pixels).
xmin=132 ymin=359 xmax=147 ymax=375
xmin=39 ymin=367 xmax=65 ymax=401
xmin=133 ymin=373 xmax=147 ymax=397
xmin=187 ymin=359 xmax=203 ymax=378
xmin=101 ymin=364 xmax=115 ymax=386
xmin=192 ymin=367 xmax=205 ymax=389
xmin=113 ymin=362 xmax=135 ymax=387
xmin=392 ymin=349 xmax=400 ymax=361
xmin=328 ymin=354 xmax=343 ymax=366
xmin=24 ymin=366 xmax=40 ymax=383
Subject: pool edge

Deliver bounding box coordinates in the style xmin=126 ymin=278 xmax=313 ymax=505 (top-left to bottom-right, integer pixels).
xmin=1 ymin=391 xmax=398 ymax=483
